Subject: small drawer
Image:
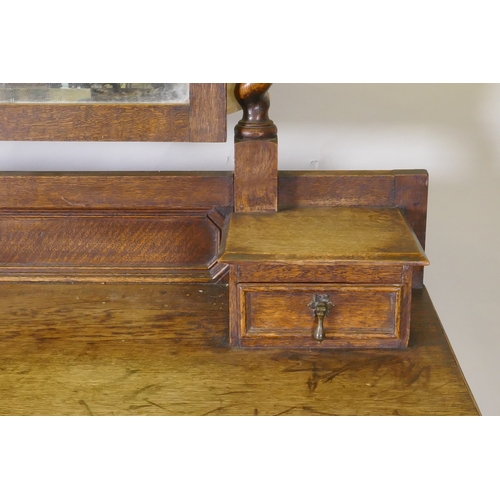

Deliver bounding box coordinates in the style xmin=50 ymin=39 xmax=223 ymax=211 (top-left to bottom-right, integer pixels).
xmin=235 ymin=283 xmax=407 ymax=349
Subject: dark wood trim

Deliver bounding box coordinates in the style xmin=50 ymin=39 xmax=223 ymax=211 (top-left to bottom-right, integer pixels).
xmin=0 ymin=84 xmax=226 ymax=142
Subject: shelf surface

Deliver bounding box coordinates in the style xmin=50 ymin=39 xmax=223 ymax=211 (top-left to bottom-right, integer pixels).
xmin=220 ymin=207 xmax=429 ymax=265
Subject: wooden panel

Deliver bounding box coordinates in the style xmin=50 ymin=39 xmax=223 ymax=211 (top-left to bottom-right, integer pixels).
xmin=189 ymin=84 xmax=227 ymax=142
xmin=238 ymin=263 xmax=404 ymax=284
xmin=234 ymin=140 xmax=278 ymax=212
xmin=0 ymin=285 xmax=479 ymax=415
xmin=0 ymin=213 xmax=217 ymax=266
xmin=0 ymin=103 xmax=190 ymax=142
xmin=0 ymin=172 xmax=233 ymax=210
xmin=279 ymin=170 xmax=395 ymax=209
xmin=0 ymin=169 xmax=424 ymax=213
xmin=238 ymin=284 xmax=402 ymax=349
xmin=0 ymin=173 xmax=232 ymax=283
xmin=0 ymin=211 xmax=223 ymax=282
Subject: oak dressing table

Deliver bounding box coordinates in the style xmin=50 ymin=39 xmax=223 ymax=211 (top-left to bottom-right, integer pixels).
xmin=0 ymin=83 xmax=479 ymax=415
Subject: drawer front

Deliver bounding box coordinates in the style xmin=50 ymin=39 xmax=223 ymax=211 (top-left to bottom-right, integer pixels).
xmin=237 ymin=284 xmax=404 ymax=349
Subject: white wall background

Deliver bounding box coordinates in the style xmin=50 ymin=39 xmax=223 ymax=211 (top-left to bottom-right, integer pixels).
xmin=1 ymin=83 xmax=498 ymax=415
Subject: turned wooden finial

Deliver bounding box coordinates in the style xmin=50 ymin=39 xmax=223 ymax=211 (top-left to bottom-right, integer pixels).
xmin=234 ymin=83 xmax=277 ymax=141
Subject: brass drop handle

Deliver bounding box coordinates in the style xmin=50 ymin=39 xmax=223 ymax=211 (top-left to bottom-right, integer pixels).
xmin=308 ymin=294 xmax=334 ymax=343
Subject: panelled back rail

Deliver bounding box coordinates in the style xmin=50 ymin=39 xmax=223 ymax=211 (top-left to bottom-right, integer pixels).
xmin=0 ymin=170 xmax=427 ymax=286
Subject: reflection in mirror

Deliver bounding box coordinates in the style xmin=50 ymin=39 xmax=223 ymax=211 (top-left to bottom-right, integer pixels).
xmin=0 ymin=83 xmax=189 ymax=103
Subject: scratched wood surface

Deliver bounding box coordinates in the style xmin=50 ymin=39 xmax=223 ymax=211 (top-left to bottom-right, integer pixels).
xmin=0 ymin=284 xmax=479 ymax=415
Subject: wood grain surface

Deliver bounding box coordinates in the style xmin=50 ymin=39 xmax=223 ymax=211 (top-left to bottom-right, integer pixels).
xmin=234 ymin=140 xmax=278 ymax=212
xmin=0 ymin=173 xmax=232 ymax=283
xmin=0 ymin=172 xmax=233 ymax=210
xmin=0 ymin=283 xmax=479 ymax=415
xmin=0 ymin=103 xmax=190 ymax=142
xmin=0 ymin=213 xmax=218 ymax=266
xmin=0 ymin=210 xmax=226 ymax=283
xmin=278 ymin=170 xmax=395 ymax=209
xmin=237 ymin=263 xmax=404 ymax=283
xmin=220 ymin=207 xmax=429 ymax=265
xmin=188 ymin=84 xmax=227 ymax=142
xmin=278 ymin=170 xmax=428 ymax=248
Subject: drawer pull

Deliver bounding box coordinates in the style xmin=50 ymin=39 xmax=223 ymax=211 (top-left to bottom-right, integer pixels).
xmin=308 ymin=294 xmax=334 ymax=342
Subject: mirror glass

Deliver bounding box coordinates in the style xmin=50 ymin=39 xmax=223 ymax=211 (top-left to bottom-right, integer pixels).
xmin=0 ymin=83 xmax=189 ymax=103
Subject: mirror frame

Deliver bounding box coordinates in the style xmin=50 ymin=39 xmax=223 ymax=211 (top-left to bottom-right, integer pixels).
xmin=0 ymin=83 xmax=226 ymax=142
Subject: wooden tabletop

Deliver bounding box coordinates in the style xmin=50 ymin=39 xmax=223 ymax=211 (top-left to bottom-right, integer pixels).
xmin=0 ymin=283 xmax=478 ymax=415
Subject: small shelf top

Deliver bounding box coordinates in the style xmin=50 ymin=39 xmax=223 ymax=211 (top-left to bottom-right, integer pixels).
xmin=219 ymin=207 xmax=429 ymax=265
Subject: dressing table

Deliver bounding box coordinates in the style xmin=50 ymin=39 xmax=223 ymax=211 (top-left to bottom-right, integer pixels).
xmin=0 ymin=83 xmax=479 ymax=415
